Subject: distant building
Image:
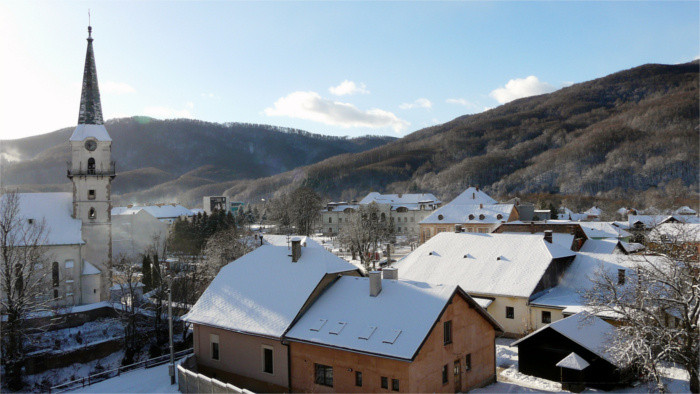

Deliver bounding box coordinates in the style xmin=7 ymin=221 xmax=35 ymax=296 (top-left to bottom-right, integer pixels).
xmin=111 ymin=208 xmax=169 ymax=258
xmin=321 ymin=193 xmax=441 ymax=237
xmin=202 ymin=196 xmax=245 ymax=215
xmin=112 ymin=204 xmax=194 ymax=225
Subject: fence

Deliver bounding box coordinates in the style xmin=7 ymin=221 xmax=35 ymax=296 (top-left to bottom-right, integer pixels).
xmin=177 ymin=355 xmax=254 ymax=394
xmin=48 ymin=348 xmax=193 ymax=393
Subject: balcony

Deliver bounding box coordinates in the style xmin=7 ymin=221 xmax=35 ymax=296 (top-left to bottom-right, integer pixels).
xmin=67 ymin=161 xmax=116 ymax=179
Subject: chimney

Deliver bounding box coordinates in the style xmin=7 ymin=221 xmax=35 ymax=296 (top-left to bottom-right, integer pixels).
xmin=544 ymin=230 xmax=553 ymax=243
xmin=472 ymin=193 xmax=475 ymax=199
xmin=479 ymin=203 xmax=483 ymax=209
xmin=476 ymin=186 xmax=479 ymax=191
xmin=291 ymin=237 xmax=301 ymax=262
xmin=383 ymin=267 xmax=398 ymax=280
xmin=260 ymin=235 xmax=264 ymax=246
xmin=454 ymin=224 xmax=462 ymax=233
xmin=369 ymin=271 xmax=382 ymax=297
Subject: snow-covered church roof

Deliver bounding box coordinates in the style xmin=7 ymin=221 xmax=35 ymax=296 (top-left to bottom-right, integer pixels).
xmin=1 ymin=193 xmax=84 ymax=246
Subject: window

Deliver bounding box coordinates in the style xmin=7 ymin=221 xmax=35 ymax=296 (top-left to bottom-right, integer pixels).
xmin=618 ymin=269 xmax=626 ymax=285
xmin=442 ymin=365 xmax=449 ymax=384
xmin=506 ymin=306 xmax=514 ymax=319
xmin=87 ymin=158 xmax=96 ymax=175
xmin=465 ymin=354 xmax=471 ymax=371
xmin=542 ymin=311 xmax=551 ymax=324
xmin=380 ymin=376 xmax=388 ymax=389
xmin=88 ymin=207 xmax=96 ymax=220
xmin=65 ymin=260 xmax=74 ymax=269
xmin=355 ymin=371 xmax=362 ymax=387
xmin=392 ymin=378 xmax=399 ymax=391
xmin=329 ymin=217 xmax=332 ymax=223
xmin=314 ymin=364 xmax=333 ymax=387
xmin=53 ymin=289 xmax=59 ymax=299
xmin=52 ymin=262 xmax=59 ymax=287
xmin=262 ymin=346 xmax=273 ymax=374
xmin=88 ymin=189 xmax=96 ymax=200
xmin=210 ymin=334 xmax=220 ymax=360
xmin=338 ymin=218 xmax=342 ymax=223
xmin=443 ymin=320 xmax=452 ymax=345
xmin=398 ymin=227 xmax=401 ymax=233
xmin=27 ymin=218 xmax=34 ymax=224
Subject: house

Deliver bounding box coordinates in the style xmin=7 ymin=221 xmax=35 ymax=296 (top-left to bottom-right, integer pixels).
xmin=202 ymin=196 xmax=246 ymax=215
xmin=419 ymin=187 xmax=519 ymax=243
xmin=512 ymin=312 xmax=628 ymax=391
xmin=493 ymin=222 xmax=589 ymax=251
xmin=112 ymin=204 xmax=194 ymax=225
xmin=111 ymin=208 xmax=169 ymax=258
xmin=394 ymin=231 xmax=576 ymax=336
xmin=183 ymin=238 xmax=361 ymax=392
xmin=577 ymin=222 xmax=631 ymax=241
xmin=322 ymin=193 xmax=441 ymax=237
xmin=285 ymin=269 xmax=502 ymax=392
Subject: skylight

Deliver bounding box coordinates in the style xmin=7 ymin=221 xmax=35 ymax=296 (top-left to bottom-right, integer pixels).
xmin=329 ymin=321 xmax=347 ymax=335
xmin=309 ymin=319 xmax=327 ymax=332
xmin=382 ymin=329 xmax=402 ymax=344
xmin=358 ymin=326 xmax=377 ymax=340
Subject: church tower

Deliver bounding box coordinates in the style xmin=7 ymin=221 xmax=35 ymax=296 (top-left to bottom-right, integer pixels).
xmin=68 ymin=25 xmax=115 ymax=303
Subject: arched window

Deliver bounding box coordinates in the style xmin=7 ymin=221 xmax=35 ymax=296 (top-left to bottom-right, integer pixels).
xmin=380 ymin=213 xmax=386 ymax=222
xmin=87 ymin=158 xmax=96 ymax=175
xmin=328 ymin=217 xmax=332 ymax=223
xmin=88 ymin=207 xmax=96 ymax=220
xmin=52 ymin=262 xmax=59 ymax=287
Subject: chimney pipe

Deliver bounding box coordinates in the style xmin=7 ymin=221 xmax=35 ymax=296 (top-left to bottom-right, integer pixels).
xmin=260 ymin=235 xmax=264 ymax=246
xmin=544 ymin=230 xmax=553 ymax=244
xmin=479 ymin=203 xmax=483 ymax=209
xmin=369 ymin=271 xmax=382 ymax=297
xmin=291 ymin=238 xmax=301 ymax=262
xmin=383 ymin=267 xmax=398 ymax=280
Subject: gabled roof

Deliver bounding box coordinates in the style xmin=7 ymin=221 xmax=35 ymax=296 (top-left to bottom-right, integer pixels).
xmin=648 ymin=222 xmax=700 ymax=244
xmin=579 ymin=239 xmax=620 ymax=254
xmin=449 ymin=187 xmax=497 ymax=205
xmin=183 ymin=244 xmax=358 ymax=338
xmin=395 ymin=233 xmax=575 ymax=298
xmin=2 ymin=193 xmax=84 ymax=246
xmin=556 ymin=352 xmax=590 ymax=370
xmin=359 ymin=192 xmax=440 ymax=205
xmin=674 ymin=206 xmax=697 ymax=215
xmin=82 ymin=260 xmax=101 ymax=275
xmin=578 ymin=222 xmax=631 ymax=239
xmin=285 ymin=277 xmax=501 ymax=360
xmin=512 ymin=312 xmax=619 ymax=366
xmin=420 ymin=203 xmax=513 ymax=225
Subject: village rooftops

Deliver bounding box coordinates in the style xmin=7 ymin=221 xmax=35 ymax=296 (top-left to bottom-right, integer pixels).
xmin=512 ymin=312 xmax=619 ymax=366
xmin=420 ymin=203 xmax=514 ymax=224
xmin=2 ymin=193 xmax=84 ymax=246
xmin=358 ymin=192 xmax=440 ymax=206
xmin=285 ymin=276 xmax=501 ymax=360
xmin=394 ymin=232 xmax=575 ymax=298
xmin=111 ymin=204 xmax=193 ymax=219
xmin=183 ymin=243 xmax=359 ymax=338
xmin=577 ymin=222 xmax=631 ymax=239
xmin=448 ymin=187 xmax=497 ymax=205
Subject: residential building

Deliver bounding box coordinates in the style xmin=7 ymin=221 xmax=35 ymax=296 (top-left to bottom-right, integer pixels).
xmin=419 ymin=187 xmax=519 ymax=243
xmin=202 ymin=196 xmax=246 ymax=215
xmin=285 ymin=270 xmax=502 ymax=392
xmin=394 ymin=231 xmax=576 ymax=336
xmin=111 ymin=208 xmax=169 ymax=258
xmin=321 ymin=193 xmax=441 ymax=237
xmin=183 ymin=237 xmax=361 ymax=392
xmin=112 ymin=204 xmax=194 ymax=225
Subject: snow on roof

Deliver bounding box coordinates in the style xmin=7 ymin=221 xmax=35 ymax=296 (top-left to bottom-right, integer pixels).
xmin=2 ymin=193 xmax=84 ymax=246
xmin=69 ymin=124 xmax=112 ymax=142
xmin=674 ymin=206 xmax=697 ymax=215
xmin=502 ymin=232 xmax=575 ymax=251
xmin=472 ymin=296 xmax=494 ymax=309
xmin=618 ymin=241 xmax=645 ymax=254
xmin=184 ymin=244 xmax=358 ymax=338
xmin=579 ymin=239 xmax=620 ymax=254
xmin=626 ymin=214 xmax=700 ymax=228
xmin=394 ymin=232 xmax=575 ymax=298
xmin=359 ymin=192 xmax=440 ymax=206
xmin=112 ymin=204 xmax=193 ymax=219
xmin=261 ymin=234 xmax=322 ymax=248
xmin=286 ymin=276 xmax=457 ymax=360
xmin=449 ymin=187 xmax=497 ymax=205
xmin=513 ymin=312 xmax=618 ymax=366
xmin=578 ymin=222 xmax=631 ymax=239
xmin=323 ymin=204 xmax=360 ymax=212
xmin=82 ymin=260 xmax=101 ymax=275
xmin=556 ymin=352 xmax=590 ymax=370
xmin=421 ymin=203 xmax=513 ymax=225
xmin=584 ymin=206 xmax=602 ymax=216
xmin=110 ymin=282 xmax=144 ymax=290
xmin=648 ymin=223 xmax=700 ymax=244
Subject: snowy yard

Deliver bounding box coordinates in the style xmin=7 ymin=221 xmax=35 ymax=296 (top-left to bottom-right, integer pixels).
xmin=70 ymin=362 xmax=178 ymax=393
xmin=26 ymin=317 xmax=123 ymax=355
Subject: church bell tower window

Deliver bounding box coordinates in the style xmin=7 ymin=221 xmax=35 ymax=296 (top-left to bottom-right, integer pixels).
xmin=88 ymin=207 xmax=96 ymax=220
xmin=88 ymin=189 xmax=95 ymax=200
xmin=87 ymin=158 xmax=96 ymax=175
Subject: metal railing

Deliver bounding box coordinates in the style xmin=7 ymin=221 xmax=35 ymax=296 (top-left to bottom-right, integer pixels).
xmin=66 ymin=161 xmax=116 ymax=178
xmin=48 ymin=348 xmax=193 ymax=393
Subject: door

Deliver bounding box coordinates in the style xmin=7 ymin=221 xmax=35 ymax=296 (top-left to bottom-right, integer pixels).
xmin=453 ymin=359 xmax=461 ymax=393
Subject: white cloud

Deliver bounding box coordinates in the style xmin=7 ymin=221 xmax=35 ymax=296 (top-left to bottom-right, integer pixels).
xmin=445 ymin=98 xmax=481 ymax=110
xmin=101 ymin=81 xmax=136 ymax=94
xmin=489 ymin=76 xmax=556 ymax=104
xmin=143 ymin=103 xmax=194 ymax=119
xmin=399 ymin=98 xmax=432 ymax=110
xmin=264 ymin=91 xmax=409 ymax=133
xmin=328 ymin=80 xmax=369 ymax=96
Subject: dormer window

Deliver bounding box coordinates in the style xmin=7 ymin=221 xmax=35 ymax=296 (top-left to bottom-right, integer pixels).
xmin=88 ymin=207 xmax=96 ymax=220
xmin=88 ymin=189 xmax=96 ymax=200
xmin=87 ymin=158 xmax=96 ymax=175
xmin=27 ymin=218 xmax=34 ymax=225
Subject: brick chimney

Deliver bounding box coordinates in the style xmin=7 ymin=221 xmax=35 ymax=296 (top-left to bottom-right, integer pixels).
xmin=369 ymin=271 xmax=382 ymax=297
xmin=291 ymin=237 xmax=302 ymax=262
xmin=383 ymin=267 xmax=398 ymax=280
xmin=544 ymin=230 xmax=553 ymax=243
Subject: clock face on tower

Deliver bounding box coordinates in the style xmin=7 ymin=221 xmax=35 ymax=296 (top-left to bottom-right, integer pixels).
xmin=85 ymin=139 xmax=97 ymax=151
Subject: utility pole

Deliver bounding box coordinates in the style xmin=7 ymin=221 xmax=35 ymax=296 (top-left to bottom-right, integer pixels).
xmin=168 ymin=275 xmax=175 ymax=385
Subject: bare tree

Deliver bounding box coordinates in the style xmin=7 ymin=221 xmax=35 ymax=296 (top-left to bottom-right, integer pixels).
xmin=337 ymin=203 xmax=394 ymax=270
xmin=0 ymin=191 xmax=51 ymax=390
xmin=584 ymin=223 xmax=699 ymax=393
xmin=202 ymin=227 xmax=254 ymax=280
xmin=111 ymin=254 xmax=148 ymax=365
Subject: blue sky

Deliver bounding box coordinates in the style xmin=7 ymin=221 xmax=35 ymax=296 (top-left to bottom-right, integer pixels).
xmin=1 ymin=1 xmax=698 ymax=140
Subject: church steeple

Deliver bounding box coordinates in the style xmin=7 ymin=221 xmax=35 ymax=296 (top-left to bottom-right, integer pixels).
xmin=78 ymin=24 xmax=103 ymax=125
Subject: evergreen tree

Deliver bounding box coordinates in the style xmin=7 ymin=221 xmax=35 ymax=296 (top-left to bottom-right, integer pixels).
xmin=141 ymin=254 xmax=153 ymax=291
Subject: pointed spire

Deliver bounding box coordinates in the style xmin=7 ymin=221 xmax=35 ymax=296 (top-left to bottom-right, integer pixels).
xmin=78 ymin=23 xmax=104 ymax=125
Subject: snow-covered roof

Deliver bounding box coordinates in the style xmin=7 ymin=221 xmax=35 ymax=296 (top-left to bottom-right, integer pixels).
xmin=648 ymin=223 xmax=700 ymax=244
xmin=183 ymin=244 xmax=358 ymax=338
xmin=286 ymin=277 xmax=459 ymax=360
xmin=473 ymin=296 xmax=494 ymax=309
xmin=628 ymin=215 xmax=670 ymax=228
xmin=501 ymin=232 xmax=575 ymax=251
xmin=449 ymin=187 xmax=497 ymax=205
xmin=584 ymin=206 xmax=602 ymax=217
xmin=674 ymin=206 xmax=697 ymax=215
xmin=618 ymin=241 xmax=645 ymax=254
xmin=359 ymin=192 xmax=440 ymax=206
xmin=421 ymin=203 xmax=514 ymax=225
xmin=82 ymin=260 xmax=101 ymax=275
xmin=394 ymin=233 xmax=575 ymax=298
xmin=261 ymin=234 xmax=322 ymax=248
xmin=579 ymin=239 xmax=620 ymax=254
xmin=69 ymin=124 xmax=112 ymax=142
xmin=556 ymin=352 xmax=590 ymax=370
xmin=578 ymin=222 xmax=631 ymax=239
xmin=112 ymin=204 xmax=193 ymax=219
xmin=323 ymin=204 xmax=360 ymax=212
xmin=512 ymin=312 xmax=618 ymax=366
xmin=2 ymin=193 xmax=84 ymax=246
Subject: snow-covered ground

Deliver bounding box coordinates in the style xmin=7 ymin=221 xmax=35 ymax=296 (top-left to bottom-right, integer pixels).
xmin=26 ymin=317 xmax=123 ymax=355
xmin=70 ymin=362 xmax=178 ymax=393
xmin=311 ymin=234 xmax=416 ymax=271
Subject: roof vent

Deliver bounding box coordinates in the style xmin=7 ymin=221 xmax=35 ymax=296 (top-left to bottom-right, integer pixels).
xmin=544 ymin=230 xmax=553 ymax=244
xmin=479 ymin=214 xmax=485 ymax=220
xmin=438 ymin=214 xmax=444 ymax=220
xmin=480 ymin=203 xmax=483 ymax=209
